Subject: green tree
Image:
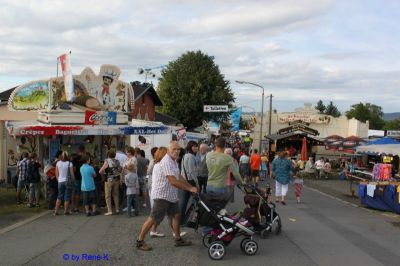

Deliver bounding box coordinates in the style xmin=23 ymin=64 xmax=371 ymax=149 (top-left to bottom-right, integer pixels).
xmin=325 ymin=101 xmax=341 ymax=117
xmin=384 ymin=119 xmax=400 ymax=130
xmin=346 ymin=102 xmax=385 ymax=129
xmin=315 ymin=100 xmax=326 ymax=113
xmin=157 ymin=51 xmax=235 ymax=129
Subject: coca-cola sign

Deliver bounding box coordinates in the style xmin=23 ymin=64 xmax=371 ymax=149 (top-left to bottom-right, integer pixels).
xmin=85 ymin=111 xmax=116 ymax=125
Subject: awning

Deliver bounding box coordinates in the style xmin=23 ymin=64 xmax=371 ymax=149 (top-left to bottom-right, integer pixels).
xmin=356 ymin=144 xmax=400 ymax=156
xmin=6 ymin=121 xmax=169 ymax=136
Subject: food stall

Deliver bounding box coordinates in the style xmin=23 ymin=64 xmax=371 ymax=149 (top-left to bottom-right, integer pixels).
xmin=5 ymin=63 xmax=168 ymax=165
xmin=355 ymin=138 xmax=400 ymax=214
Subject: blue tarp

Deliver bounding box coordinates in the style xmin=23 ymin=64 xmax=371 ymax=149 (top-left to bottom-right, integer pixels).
xmin=359 ymin=184 xmax=400 ymax=214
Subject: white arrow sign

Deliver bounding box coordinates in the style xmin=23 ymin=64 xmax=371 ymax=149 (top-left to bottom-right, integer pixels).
xmin=203 ymin=105 xmax=229 ymax=112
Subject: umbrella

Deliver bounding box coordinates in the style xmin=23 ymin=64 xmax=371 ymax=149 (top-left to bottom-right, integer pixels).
xmin=301 ymin=137 xmax=307 ymax=161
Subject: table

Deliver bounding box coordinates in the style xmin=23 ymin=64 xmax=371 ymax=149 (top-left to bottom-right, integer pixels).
xmin=358 ymin=184 xmax=400 ymax=214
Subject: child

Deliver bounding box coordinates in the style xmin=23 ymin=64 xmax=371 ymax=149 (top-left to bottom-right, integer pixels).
xmin=80 ymin=155 xmax=98 ymax=216
xmin=125 ymin=163 xmax=139 ymax=217
xmin=293 ymin=172 xmax=304 ymax=204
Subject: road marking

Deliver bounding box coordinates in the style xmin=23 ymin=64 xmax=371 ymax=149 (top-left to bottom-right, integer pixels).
xmin=0 ymin=211 xmax=51 ymax=236
xmin=289 ymin=218 xmax=297 ymax=222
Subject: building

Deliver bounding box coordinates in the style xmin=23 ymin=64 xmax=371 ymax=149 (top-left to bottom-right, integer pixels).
xmin=250 ymin=103 xmax=369 ymax=156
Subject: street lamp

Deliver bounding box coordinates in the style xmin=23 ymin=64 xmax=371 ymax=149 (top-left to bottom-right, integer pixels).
xmin=236 ymin=80 xmax=265 ymax=152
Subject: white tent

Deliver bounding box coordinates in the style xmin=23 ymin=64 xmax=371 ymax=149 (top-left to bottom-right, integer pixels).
xmin=356 ymin=144 xmax=400 ymax=155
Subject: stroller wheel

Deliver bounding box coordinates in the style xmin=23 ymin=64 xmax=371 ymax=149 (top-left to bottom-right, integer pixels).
xmin=274 ymin=214 xmax=282 ymax=235
xmin=260 ymin=229 xmax=269 ymax=239
xmin=202 ymin=233 xmax=212 ymax=248
xmin=242 ymin=239 xmax=258 ymax=256
xmin=208 ymin=241 xmax=225 ymax=260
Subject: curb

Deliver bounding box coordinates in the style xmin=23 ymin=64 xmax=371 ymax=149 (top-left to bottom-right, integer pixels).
xmin=0 ymin=210 xmax=51 ymax=236
xmin=304 ymin=185 xmax=400 ymax=219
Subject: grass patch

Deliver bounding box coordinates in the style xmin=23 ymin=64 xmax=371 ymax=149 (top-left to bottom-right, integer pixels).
xmin=0 ymin=187 xmax=46 ymax=216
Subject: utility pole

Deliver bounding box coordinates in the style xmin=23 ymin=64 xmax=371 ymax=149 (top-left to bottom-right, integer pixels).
xmin=268 ymin=94 xmax=273 ymax=135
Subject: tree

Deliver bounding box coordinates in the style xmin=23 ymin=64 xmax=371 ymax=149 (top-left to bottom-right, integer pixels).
xmin=325 ymin=101 xmax=341 ymax=117
xmin=384 ymin=119 xmax=400 ymax=130
xmin=157 ymin=51 xmax=235 ymax=129
xmin=346 ymin=102 xmax=385 ymax=130
xmin=315 ymin=100 xmax=326 ymax=113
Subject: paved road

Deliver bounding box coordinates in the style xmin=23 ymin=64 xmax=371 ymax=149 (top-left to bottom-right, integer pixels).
xmin=1 ymin=181 xmax=400 ymax=266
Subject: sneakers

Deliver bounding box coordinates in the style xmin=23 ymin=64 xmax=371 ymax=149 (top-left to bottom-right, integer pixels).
xmin=116 ymin=210 xmax=120 ymax=214
xmin=172 ymin=231 xmax=187 ymax=238
xmin=142 ymin=203 xmax=147 ymax=208
xmin=27 ymin=203 xmax=33 ymax=208
xmin=73 ymin=208 xmax=79 ymax=213
xmin=150 ymin=231 xmax=165 ymax=238
xmin=86 ymin=212 xmax=92 ymax=217
xmin=104 ymin=212 xmax=113 ymax=216
xmin=136 ymin=240 xmax=152 ymax=251
xmin=122 ymin=207 xmax=128 ymax=212
xmin=174 ymin=238 xmax=192 ymax=247
xmin=281 ymin=201 xmax=287 ymax=205
xmin=35 ymin=204 xmax=40 ymax=208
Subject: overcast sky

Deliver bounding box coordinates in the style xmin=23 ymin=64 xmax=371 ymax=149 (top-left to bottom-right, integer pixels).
xmin=1 ymin=0 xmax=399 ymax=113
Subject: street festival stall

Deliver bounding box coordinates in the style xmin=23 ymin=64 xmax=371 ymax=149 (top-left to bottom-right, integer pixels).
xmin=6 ymin=58 xmax=168 ymax=165
xmin=355 ymin=138 xmax=400 ymax=214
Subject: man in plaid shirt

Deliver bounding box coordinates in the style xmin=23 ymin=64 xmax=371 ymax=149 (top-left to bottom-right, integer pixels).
xmin=136 ymin=141 xmax=198 ymax=251
xmin=16 ymin=152 xmax=30 ymax=204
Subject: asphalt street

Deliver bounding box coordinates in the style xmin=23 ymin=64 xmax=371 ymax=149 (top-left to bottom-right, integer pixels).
xmin=1 ymin=180 xmax=400 ymax=266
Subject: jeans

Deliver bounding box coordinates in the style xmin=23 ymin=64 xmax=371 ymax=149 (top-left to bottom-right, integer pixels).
xmin=178 ymin=189 xmax=191 ymax=225
xmin=202 ymin=185 xmax=227 ymax=235
xmin=29 ymin=182 xmax=40 ymax=204
xmin=127 ymin=194 xmax=137 ymax=216
xmin=198 ymin=176 xmax=208 ymax=194
xmin=206 ymin=185 xmax=226 ymax=194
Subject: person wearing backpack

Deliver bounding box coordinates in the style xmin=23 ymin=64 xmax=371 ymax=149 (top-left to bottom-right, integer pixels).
xmin=99 ymin=149 xmax=122 ymax=216
xmin=27 ymin=153 xmax=42 ymax=208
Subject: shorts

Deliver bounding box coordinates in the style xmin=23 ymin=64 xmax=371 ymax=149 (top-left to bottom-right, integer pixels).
xmin=82 ymin=190 xmax=96 ymax=205
xmin=150 ymin=199 xmax=180 ymax=225
xmin=138 ymin=176 xmax=148 ymax=194
xmin=17 ymin=179 xmax=26 ymax=192
xmin=73 ymin=180 xmax=82 ymax=196
xmin=58 ymin=182 xmax=72 ymax=201
xmin=250 ymin=169 xmax=259 ymax=178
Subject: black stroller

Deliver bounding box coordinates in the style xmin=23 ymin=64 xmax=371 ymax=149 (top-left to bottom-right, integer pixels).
xmin=185 ymin=192 xmax=258 ymax=260
xmin=239 ymin=184 xmax=282 ymax=238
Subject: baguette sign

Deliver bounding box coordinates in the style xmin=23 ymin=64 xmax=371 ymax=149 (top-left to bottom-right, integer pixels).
xmin=203 ymin=105 xmax=229 ymax=112
xmin=85 ymin=111 xmax=117 ymax=125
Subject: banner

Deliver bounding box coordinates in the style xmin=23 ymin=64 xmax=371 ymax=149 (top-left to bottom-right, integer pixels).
xmin=84 ymin=111 xmax=117 ymax=125
xmin=230 ymin=108 xmax=242 ymax=132
xmin=58 ymin=52 xmax=75 ymax=102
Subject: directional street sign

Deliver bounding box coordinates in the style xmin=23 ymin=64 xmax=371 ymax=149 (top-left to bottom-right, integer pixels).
xmin=203 ymin=105 xmax=229 ymax=112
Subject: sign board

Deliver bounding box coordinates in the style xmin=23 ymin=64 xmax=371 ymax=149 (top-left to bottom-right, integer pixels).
xmin=387 ymin=131 xmax=400 ymax=137
xmin=203 ymin=105 xmax=228 ymax=112
xmin=278 ymin=121 xmax=319 ymax=136
xmin=84 ymin=111 xmax=117 ymax=125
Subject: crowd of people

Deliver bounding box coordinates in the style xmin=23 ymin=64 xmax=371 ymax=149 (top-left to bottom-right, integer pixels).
xmin=14 ymin=136 xmax=322 ymax=251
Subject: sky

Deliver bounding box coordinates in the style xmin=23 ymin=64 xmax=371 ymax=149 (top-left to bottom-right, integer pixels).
xmin=1 ymin=0 xmax=400 ymax=113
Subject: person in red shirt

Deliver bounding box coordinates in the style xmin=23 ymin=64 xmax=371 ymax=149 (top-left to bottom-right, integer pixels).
xmin=250 ymin=149 xmax=262 ymax=184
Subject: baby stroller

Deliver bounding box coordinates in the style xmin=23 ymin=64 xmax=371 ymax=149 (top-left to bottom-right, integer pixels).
xmin=239 ymin=184 xmax=282 ymax=238
xmin=185 ymin=192 xmax=258 ymax=260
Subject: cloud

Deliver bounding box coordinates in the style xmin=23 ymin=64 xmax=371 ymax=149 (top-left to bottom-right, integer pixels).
xmin=0 ymin=0 xmax=399 ymax=114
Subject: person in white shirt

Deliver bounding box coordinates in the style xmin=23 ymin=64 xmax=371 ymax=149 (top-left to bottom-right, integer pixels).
xmin=314 ymin=157 xmax=325 ymax=179
xmin=54 ymin=152 xmax=74 ymax=216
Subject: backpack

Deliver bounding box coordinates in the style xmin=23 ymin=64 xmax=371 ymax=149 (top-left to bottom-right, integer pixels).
xmin=106 ymin=159 xmax=121 ymax=180
xmin=26 ymin=160 xmax=40 ymax=183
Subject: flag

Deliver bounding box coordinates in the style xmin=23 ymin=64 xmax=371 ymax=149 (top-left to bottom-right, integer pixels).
xmin=230 ymin=108 xmax=242 ymax=132
xmin=58 ymin=52 xmax=75 ymax=102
